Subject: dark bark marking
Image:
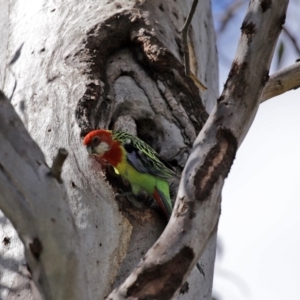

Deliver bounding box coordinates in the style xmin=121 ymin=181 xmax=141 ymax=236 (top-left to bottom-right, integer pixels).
xmin=241 ymin=21 xmax=256 ymax=38
xmin=279 ymin=13 xmax=286 ymax=27
xmin=158 ymin=4 xmax=164 ymax=12
xmin=26 ymin=264 xmax=32 ymax=276
xmin=172 ymin=10 xmax=179 ymax=20
xmin=217 ymin=95 xmax=224 ymax=103
xmin=260 ymin=0 xmax=272 ymax=13
xmin=262 ymin=70 xmax=269 ymax=85
xmin=29 ymin=238 xmax=43 ymax=261
xmin=175 ymin=37 xmax=184 ymax=57
xmin=224 ymin=61 xmax=249 ymax=100
xmin=228 ymin=61 xmax=248 ymax=78
xmin=175 ymin=196 xmax=195 ymax=219
xmin=0 ymin=90 xmax=6 ymax=101
xmin=127 ymin=246 xmax=194 ymax=299
xmin=47 ymin=75 xmax=59 ymax=83
xmin=179 ymin=281 xmax=189 ymax=294
xmin=3 ymin=237 xmax=10 ymax=246
xmin=9 ymin=43 xmax=24 ymax=66
xmin=194 ymin=129 xmax=237 ymax=202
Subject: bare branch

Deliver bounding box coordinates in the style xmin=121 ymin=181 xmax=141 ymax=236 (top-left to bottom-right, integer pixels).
xmin=0 ymin=91 xmax=86 ymax=300
xmin=180 ymin=0 xmax=198 ymax=77
xmin=180 ymin=0 xmax=198 ymax=35
xmin=261 ymin=61 xmax=300 ymax=102
xmin=108 ymin=1 xmax=289 ymax=299
xmin=180 ymin=0 xmax=207 ymax=91
xmin=49 ymin=148 xmax=68 ymax=183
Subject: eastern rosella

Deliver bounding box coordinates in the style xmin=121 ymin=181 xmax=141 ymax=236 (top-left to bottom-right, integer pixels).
xmin=83 ymin=129 xmax=179 ymax=218
xmin=83 ymin=129 xmax=205 ymax=276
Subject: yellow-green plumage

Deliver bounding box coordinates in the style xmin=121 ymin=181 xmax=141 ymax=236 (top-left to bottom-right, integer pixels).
xmin=83 ymin=129 xmax=179 ymax=218
xmin=113 ymin=151 xmax=172 ymax=215
xmin=111 ymin=131 xmax=177 ymax=217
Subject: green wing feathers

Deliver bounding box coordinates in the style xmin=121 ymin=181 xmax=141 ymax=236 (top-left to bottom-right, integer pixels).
xmin=112 ymin=130 xmax=179 ymax=218
xmin=112 ymin=131 xmax=180 ymax=218
xmin=112 ymin=131 xmax=180 ymax=182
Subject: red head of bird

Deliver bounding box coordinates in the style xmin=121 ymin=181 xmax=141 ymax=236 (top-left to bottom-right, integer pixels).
xmin=83 ymin=130 xmax=123 ymax=167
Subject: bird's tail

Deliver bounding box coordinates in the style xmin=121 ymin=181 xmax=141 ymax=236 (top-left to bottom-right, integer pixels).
xmin=153 ymin=187 xmax=172 ymax=219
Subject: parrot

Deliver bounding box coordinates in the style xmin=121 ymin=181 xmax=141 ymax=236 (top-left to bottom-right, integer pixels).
xmin=83 ymin=129 xmax=179 ymax=218
xmin=83 ymin=129 xmax=205 ymax=276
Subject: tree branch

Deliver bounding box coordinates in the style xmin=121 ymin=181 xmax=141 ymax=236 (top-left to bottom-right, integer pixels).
xmin=180 ymin=0 xmax=207 ymax=91
xmin=0 ymin=91 xmax=86 ymax=300
xmin=261 ymin=61 xmax=300 ymax=102
xmin=49 ymin=148 xmax=68 ymax=183
xmin=108 ymin=1 xmax=289 ymax=299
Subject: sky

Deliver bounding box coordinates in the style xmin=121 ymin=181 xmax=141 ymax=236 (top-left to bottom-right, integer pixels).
xmin=214 ymin=89 xmax=300 ymax=300
xmin=211 ymin=1 xmax=300 ymax=300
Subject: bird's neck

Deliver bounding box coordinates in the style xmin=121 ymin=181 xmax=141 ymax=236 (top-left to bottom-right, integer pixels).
xmin=102 ymin=141 xmax=124 ymax=167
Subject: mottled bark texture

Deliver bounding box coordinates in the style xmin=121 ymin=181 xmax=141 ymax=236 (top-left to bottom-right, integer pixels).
xmin=107 ymin=1 xmax=289 ymax=299
xmin=0 ymin=0 xmax=217 ymax=299
xmin=0 ymin=91 xmax=86 ymax=299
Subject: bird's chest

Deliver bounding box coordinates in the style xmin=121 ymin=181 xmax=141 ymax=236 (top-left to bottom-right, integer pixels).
xmin=115 ymin=161 xmax=131 ymax=179
xmin=114 ymin=161 xmax=156 ymax=195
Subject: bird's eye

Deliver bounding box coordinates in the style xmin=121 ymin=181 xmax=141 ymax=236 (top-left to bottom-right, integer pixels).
xmin=92 ymin=136 xmax=100 ymax=145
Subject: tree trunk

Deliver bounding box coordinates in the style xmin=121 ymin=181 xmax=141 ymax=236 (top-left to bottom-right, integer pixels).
xmin=0 ymin=0 xmax=218 ymax=299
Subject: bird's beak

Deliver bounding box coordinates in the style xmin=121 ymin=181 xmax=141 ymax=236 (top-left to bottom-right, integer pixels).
xmin=86 ymin=146 xmax=93 ymax=155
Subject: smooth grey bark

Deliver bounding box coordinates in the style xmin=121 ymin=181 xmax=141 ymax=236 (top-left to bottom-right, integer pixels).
xmin=0 ymin=0 xmax=217 ymax=299
xmin=0 ymin=91 xmax=86 ymax=299
xmin=261 ymin=61 xmax=300 ymax=102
